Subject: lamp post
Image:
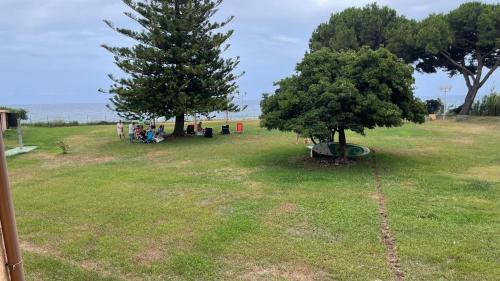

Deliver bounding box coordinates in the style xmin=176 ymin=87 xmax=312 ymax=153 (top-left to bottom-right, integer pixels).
xmin=0 ymin=134 xmax=25 ymax=281
xmin=440 ymin=85 xmax=452 ymax=120
xmin=16 ymin=119 xmax=23 ymax=150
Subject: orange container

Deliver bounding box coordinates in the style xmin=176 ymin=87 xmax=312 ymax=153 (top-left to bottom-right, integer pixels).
xmin=236 ymin=122 xmax=244 ymax=134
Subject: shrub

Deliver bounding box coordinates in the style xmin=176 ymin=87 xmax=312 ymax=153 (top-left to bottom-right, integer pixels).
xmin=57 ymin=141 xmax=70 ymax=155
xmin=471 ymin=91 xmax=500 ymax=116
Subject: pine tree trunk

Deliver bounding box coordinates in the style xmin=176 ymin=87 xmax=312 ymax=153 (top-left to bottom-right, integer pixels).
xmin=173 ymin=114 xmax=185 ymax=137
xmin=460 ymin=85 xmax=480 ymax=116
xmin=338 ymin=127 xmax=347 ymax=161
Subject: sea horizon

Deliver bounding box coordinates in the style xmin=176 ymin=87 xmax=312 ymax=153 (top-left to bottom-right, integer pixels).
xmin=6 ymin=100 xmax=263 ymax=124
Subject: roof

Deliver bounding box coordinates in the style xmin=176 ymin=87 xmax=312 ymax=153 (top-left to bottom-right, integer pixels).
xmin=0 ymin=109 xmax=10 ymax=113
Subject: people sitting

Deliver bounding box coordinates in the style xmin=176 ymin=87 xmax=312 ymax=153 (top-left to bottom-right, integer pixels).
xmin=154 ymin=131 xmax=165 ymax=143
xmin=135 ymin=125 xmax=144 ymax=142
xmin=157 ymin=125 xmax=165 ymax=136
xmin=146 ymin=128 xmax=154 ymax=143
xmin=196 ymin=122 xmax=205 ymax=136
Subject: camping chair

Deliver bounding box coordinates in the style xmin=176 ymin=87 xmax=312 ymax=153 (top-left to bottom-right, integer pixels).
xmin=205 ymin=128 xmax=213 ymax=138
xmin=221 ymin=125 xmax=230 ymax=135
xmin=236 ymin=123 xmax=244 ymax=134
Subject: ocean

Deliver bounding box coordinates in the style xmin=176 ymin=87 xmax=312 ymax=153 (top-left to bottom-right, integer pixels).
xmin=13 ymin=100 xmax=263 ymax=124
xmin=10 ymin=95 xmax=475 ymax=124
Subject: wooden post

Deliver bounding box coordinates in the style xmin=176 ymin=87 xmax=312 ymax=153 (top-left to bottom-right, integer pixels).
xmin=0 ymin=227 xmax=9 ymax=281
xmin=0 ymin=133 xmax=25 ymax=281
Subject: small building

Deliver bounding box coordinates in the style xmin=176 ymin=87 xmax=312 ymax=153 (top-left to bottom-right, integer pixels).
xmin=0 ymin=109 xmax=19 ymax=132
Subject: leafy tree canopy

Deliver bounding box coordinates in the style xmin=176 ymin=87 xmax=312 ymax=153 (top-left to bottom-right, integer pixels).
xmin=260 ymin=47 xmax=426 ymax=157
xmin=309 ymin=3 xmax=417 ymax=62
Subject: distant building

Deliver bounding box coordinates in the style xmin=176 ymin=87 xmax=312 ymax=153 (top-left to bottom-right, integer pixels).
xmin=0 ymin=109 xmax=20 ymax=132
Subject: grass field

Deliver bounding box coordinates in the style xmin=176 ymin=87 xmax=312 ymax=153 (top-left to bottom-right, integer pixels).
xmin=3 ymin=118 xmax=500 ymax=281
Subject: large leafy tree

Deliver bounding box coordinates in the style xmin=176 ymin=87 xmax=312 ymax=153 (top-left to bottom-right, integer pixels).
xmin=260 ymin=47 xmax=426 ymax=159
xmin=309 ymin=4 xmax=417 ymax=62
xmin=102 ymin=0 xmax=242 ymax=136
xmin=406 ymin=2 xmax=499 ymax=115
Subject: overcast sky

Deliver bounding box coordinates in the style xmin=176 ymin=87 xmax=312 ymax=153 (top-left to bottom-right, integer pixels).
xmin=1 ymin=0 xmax=498 ymax=105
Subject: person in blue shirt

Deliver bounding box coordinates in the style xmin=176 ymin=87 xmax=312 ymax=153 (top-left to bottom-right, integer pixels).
xmin=146 ymin=128 xmax=154 ymax=143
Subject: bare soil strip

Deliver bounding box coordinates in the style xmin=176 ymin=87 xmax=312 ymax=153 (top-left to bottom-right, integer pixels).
xmin=370 ymin=155 xmax=405 ymax=281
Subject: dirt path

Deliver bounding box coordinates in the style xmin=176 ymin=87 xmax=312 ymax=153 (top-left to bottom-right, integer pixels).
xmin=370 ymin=154 xmax=405 ymax=281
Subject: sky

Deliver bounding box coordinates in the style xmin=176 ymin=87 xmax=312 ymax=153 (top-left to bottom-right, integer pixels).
xmin=1 ymin=0 xmax=498 ymax=106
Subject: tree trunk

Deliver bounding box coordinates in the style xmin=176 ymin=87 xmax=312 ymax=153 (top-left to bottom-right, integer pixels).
xmin=338 ymin=127 xmax=347 ymax=161
xmin=172 ymin=114 xmax=185 ymax=137
xmin=330 ymin=129 xmax=337 ymax=143
xmin=460 ymin=85 xmax=480 ymax=115
xmin=309 ymin=134 xmax=317 ymax=145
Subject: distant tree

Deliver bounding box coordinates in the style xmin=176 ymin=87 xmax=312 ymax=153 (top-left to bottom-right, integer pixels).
xmin=309 ymin=4 xmax=418 ymax=62
xmin=260 ymin=48 xmax=426 ymax=160
xmin=425 ymin=99 xmax=443 ymax=114
xmin=391 ymin=2 xmax=500 ymax=115
xmin=102 ymin=0 xmax=242 ymax=136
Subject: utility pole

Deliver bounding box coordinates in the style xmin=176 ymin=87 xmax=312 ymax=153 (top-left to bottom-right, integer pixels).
xmin=16 ymin=119 xmax=23 ymax=149
xmin=440 ymin=85 xmax=452 ymax=121
xmin=0 ymin=133 xmax=25 ymax=281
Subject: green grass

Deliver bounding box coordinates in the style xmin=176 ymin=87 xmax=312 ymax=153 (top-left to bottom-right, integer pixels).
xmin=4 ymin=118 xmax=500 ymax=280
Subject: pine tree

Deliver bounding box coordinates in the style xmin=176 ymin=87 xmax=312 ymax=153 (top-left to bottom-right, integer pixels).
xmin=102 ymin=0 xmax=242 ymax=136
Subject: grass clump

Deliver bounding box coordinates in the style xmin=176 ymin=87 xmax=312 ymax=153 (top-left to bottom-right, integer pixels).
xmin=57 ymin=141 xmax=69 ymax=155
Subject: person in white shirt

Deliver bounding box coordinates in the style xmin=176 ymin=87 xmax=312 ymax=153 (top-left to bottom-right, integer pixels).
xmin=128 ymin=122 xmax=136 ymax=143
xmin=116 ymin=120 xmax=124 ymax=140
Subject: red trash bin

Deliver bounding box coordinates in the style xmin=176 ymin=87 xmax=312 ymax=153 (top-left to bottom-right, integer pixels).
xmin=236 ymin=122 xmax=244 ymax=134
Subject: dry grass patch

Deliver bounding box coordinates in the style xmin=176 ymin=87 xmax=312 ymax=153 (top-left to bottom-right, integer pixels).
xmin=278 ymin=203 xmax=297 ymax=214
xmin=462 ymin=166 xmax=500 ymax=182
xmin=27 ymin=151 xmax=115 ymax=166
xmin=387 ymin=146 xmax=441 ymax=157
xmin=135 ymin=245 xmax=165 ymax=265
xmin=21 ymin=240 xmax=119 ymax=279
xmin=147 ymin=150 xmax=169 ymax=161
xmin=238 ymin=263 xmax=330 ymax=281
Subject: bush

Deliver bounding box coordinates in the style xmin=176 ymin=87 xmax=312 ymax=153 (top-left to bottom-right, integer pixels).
xmin=27 ymin=120 xmax=79 ymax=127
xmin=26 ymin=120 xmax=117 ymax=127
xmin=471 ymin=91 xmax=500 ymax=116
xmin=425 ymin=99 xmax=442 ymax=114
xmin=57 ymin=141 xmax=70 ymax=155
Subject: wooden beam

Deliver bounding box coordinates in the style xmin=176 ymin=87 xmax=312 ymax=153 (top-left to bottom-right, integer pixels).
xmin=0 ymin=133 xmax=25 ymax=281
